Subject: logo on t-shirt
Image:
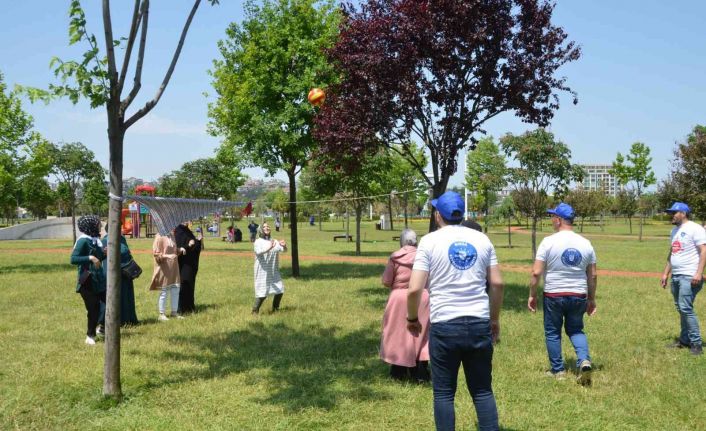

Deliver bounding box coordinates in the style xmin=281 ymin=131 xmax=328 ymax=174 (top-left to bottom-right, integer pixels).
xmin=672 ymin=240 xmax=683 ymax=254
xmin=561 ymin=248 xmax=583 ymax=267
xmin=448 ymin=241 xmax=477 ymax=270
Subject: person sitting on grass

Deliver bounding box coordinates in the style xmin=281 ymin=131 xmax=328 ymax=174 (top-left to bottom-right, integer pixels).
xmin=252 ymin=222 xmax=286 ymax=315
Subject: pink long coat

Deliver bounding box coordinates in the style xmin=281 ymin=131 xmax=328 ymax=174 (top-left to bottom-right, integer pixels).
xmin=380 ymin=245 xmax=430 ymax=367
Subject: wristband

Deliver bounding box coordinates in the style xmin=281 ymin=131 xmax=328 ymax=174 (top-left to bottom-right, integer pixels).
xmin=406 ymin=316 xmax=419 ymax=323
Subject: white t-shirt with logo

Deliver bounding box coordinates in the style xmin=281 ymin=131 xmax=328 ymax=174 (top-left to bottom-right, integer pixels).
xmin=535 ymin=230 xmax=596 ymax=295
xmin=413 ymin=225 xmax=497 ymax=323
xmin=670 ymin=220 xmax=706 ymax=276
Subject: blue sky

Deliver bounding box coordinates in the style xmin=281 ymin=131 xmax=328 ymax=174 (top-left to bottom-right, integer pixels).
xmin=1 ymin=1 xmax=704 ymax=187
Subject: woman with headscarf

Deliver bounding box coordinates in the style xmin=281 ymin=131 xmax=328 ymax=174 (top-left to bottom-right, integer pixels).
xmin=70 ymin=215 xmax=106 ymax=345
xmin=149 ymin=230 xmax=184 ymax=321
xmin=252 ymin=222 xmax=286 ymax=315
xmin=380 ymin=228 xmax=431 ymax=382
xmin=101 ymin=225 xmax=139 ymax=325
xmin=175 ymin=222 xmax=202 ymax=315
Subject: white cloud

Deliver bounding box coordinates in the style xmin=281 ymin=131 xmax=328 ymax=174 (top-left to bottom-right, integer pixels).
xmin=129 ymin=114 xmax=206 ymax=136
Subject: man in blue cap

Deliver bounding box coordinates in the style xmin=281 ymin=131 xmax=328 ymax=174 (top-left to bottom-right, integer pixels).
xmin=528 ymin=202 xmax=597 ymax=385
xmin=406 ymin=191 xmax=504 ymax=430
xmin=661 ymin=202 xmax=705 ymax=355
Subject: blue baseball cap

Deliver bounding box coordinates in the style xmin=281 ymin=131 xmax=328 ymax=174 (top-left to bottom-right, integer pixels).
xmin=666 ymin=202 xmax=690 ymax=214
xmin=432 ymin=191 xmax=464 ymax=221
xmin=547 ymin=203 xmax=575 ymax=221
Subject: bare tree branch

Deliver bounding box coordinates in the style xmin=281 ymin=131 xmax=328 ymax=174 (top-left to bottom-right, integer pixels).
xmin=102 ymin=0 xmax=118 ymax=89
xmin=121 ymin=0 xmax=149 ymax=115
xmin=125 ymin=0 xmax=202 ymax=129
xmin=117 ymin=0 xmax=142 ymax=96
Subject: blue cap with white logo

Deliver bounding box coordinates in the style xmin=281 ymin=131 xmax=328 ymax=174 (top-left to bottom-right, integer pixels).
xmin=666 ymin=202 xmax=690 ymax=214
xmin=432 ymin=191 xmax=464 ymax=221
xmin=547 ymin=203 xmax=575 ymax=221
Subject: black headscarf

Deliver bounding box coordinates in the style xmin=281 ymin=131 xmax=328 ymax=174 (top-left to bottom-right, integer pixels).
xmin=78 ymin=215 xmax=101 ymax=238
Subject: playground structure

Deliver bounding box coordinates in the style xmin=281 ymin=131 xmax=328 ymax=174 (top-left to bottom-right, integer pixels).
xmin=121 ymin=185 xmax=156 ymax=238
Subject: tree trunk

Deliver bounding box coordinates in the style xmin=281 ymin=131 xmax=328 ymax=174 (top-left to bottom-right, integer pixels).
xmin=318 ymin=210 xmax=322 ymax=231
xmin=403 ymin=192 xmax=408 ymax=228
xmin=531 ymin=216 xmax=538 ymax=259
xmin=428 ymin=180 xmax=448 ymax=232
xmin=628 ymin=216 xmax=632 ymax=235
xmin=387 ymin=195 xmax=394 ymax=232
xmin=355 ymin=204 xmax=362 ymax=256
xmin=639 ymin=213 xmax=644 ymax=242
xmin=286 ymin=170 xmax=300 ymax=277
xmin=71 ymin=195 xmax=77 ymax=244
xmin=103 ymin=126 xmax=124 ymax=400
xmin=580 ymin=216 xmax=584 ymax=233
xmin=346 ymin=207 xmax=350 ymax=238
xmin=507 ymin=216 xmax=512 ymax=248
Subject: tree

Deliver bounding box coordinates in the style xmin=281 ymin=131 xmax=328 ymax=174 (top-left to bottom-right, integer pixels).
xmin=613 ymin=189 xmax=638 ymax=233
xmin=565 ymin=189 xmax=607 ymax=233
xmin=209 ymin=0 xmax=340 ymax=277
xmin=610 ymin=142 xmax=656 ymax=242
xmin=158 ymin=157 xmax=244 ymax=200
xmin=50 ymin=142 xmax=104 ymax=242
xmin=670 ymin=125 xmax=706 ymax=220
xmin=493 ymin=195 xmax=516 ymax=248
xmin=465 ymin=137 xmax=507 ymax=233
xmin=501 ymin=129 xmax=584 ymax=257
xmin=314 ymin=0 xmax=580 ymax=231
xmin=81 ymin=172 xmax=109 ymax=216
xmin=378 ymin=143 xmax=428 ymax=229
xmin=25 ymin=0 xmax=220 ymax=399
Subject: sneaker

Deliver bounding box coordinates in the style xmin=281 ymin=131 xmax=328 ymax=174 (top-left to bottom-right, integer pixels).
xmin=96 ymin=325 xmax=104 ymax=336
xmin=577 ymin=360 xmax=593 ymax=386
xmin=690 ymin=344 xmax=703 ymax=356
xmin=85 ymin=336 xmax=96 ymax=345
xmin=170 ymin=313 xmax=185 ymax=320
xmin=158 ymin=314 xmax=169 ymax=321
xmin=545 ymin=370 xmax=567 ymax=380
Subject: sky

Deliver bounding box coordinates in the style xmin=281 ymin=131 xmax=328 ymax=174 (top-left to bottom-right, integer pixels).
xmin=1 ymin=1 xmax=705 ymax=188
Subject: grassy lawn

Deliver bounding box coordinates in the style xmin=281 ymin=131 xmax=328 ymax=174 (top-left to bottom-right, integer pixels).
xmin=1 ymin=219 xmax=704 ymax=430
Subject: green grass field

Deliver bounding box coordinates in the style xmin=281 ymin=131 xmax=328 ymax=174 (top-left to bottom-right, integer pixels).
xmin=1 ymin=218 xmax=704 ymax=430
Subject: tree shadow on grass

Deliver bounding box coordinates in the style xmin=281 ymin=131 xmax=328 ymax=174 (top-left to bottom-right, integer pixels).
xmin=0 ymin=262 xmax=72 ymax=274
xmin=502 ymin=282 xmax=531 ymax=313
xmin=137 ymin=321 xmax=389 ymax=412
xmin=333 ymin=250 xmax=392 ymax=258
xmin=297 ymin=262 xmax=384 ymax=281
xmin=357 ymin=286 xmax=390 ymax=309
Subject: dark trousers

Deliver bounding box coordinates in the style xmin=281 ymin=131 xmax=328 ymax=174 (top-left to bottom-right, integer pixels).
xmin=79 ymin=286 xmax=105 ymax=337
xmin=252 ymin=294 xmax=283 ymax=313
xmin=430 ymin=316 xmax=498 ymax=431
xmin=390 ymin=361 xmax=430 ymax=382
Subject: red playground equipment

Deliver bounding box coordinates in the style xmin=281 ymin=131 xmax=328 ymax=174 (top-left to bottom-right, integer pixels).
xmin=122 ymin=185 xmax=156 ymax=237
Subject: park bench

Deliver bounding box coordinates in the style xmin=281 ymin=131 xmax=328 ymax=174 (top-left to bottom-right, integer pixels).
xmin=333 ymin=234 xmax=353 ymax=242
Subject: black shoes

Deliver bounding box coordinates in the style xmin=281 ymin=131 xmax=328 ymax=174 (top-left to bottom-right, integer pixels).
xmin=690 ymin=344 xmax=703 ymax=356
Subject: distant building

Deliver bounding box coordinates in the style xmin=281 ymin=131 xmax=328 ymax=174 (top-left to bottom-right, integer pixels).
xmin=578 ymin=164 xmax=622 ymax=196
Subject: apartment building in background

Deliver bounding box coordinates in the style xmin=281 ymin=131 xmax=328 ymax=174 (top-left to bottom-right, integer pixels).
xmin=578 ymin=164 xmax=623 ymax=196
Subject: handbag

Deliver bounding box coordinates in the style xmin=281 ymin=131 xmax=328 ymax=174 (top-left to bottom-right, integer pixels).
xmin=79 ymin=269 xmax=92 ymax=287
xmin=121 ymin=259 xmax=143 ymax=280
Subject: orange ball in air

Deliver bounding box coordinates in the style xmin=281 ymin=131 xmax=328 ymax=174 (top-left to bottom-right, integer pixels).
xmin=308 ymin=87 xmax=325 ymax=106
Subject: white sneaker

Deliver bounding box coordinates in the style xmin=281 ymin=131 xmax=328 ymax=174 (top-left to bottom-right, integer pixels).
xmin=577 ymin=360 xmax=592 ymax=386
xmin=158 ymin=314 xmax=169 ymax=321
xmin=85 ymin=336 xmax=96 ymax=345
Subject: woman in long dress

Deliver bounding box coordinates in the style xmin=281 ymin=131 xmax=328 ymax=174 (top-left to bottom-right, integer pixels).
xmin=150 ymin=231 xmax=184 ymax=321
xmin=101 ymin=226 xmax=139 ymax=325
xmin=175 ymin=222 xmax=202 ymax=315
xmin=380 ymin=228 xmax=430 ymax=382
xmin=252 ymin=222 xmax=286 ymax=315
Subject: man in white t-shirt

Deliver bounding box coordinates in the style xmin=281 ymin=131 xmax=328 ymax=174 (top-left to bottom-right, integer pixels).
xmin=407 ymin=191 xmax=504 ymax=431
xmin=661 ymin=202 xmax=705 ymax=356
xmin=528 ymin=203 xmax=597 ymax=385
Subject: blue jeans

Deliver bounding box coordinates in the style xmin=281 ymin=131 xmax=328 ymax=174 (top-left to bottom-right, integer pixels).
xmin=543 ymin=296 xmax=590 ymax=373
xmin=671 ymin=275 xmax=703 ymax=346
xmin=429 ymin=316 xmax=498 ymax=431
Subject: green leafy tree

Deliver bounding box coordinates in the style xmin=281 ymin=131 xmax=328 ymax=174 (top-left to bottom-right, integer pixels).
xmin=670 ymin=125 xmax=706 ymax=220
xmin=610 ymin=142 xmax=656 ymax=241
xmin=81 ymin=172 xmax=109 ymax=216
xmin=381 ymin=144 xmax=428 ymax=229
xmin=493 ymin=195 xmax=516 ymax=248
xmin=158 ymin=157 xmax=244 ymax=200
xmin=23 ymin=0 xmax=220 ymax=399
xmin=565 ymin=189 xmax=608 ymax=233
xmin=613 ymin=189 xmax=638 ymax=233
xmin=209 ymin=0 xmax=340 ymax=276
xmin=465 ymin=137 xmax=507 ymax=233
xmin=50 ymin=142 xmax=104 ymax=242
xmin=501 ymin=129 xmax=584 ymax=257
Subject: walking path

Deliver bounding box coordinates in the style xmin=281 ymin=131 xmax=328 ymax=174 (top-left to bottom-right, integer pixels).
xmin=2 ymin=247 xmax=662 ymax=279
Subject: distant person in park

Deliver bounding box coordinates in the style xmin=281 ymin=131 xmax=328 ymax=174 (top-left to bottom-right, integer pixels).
xmin=248 ymin=220 xmax=259 ymax=243
xmin=227 ymin=225 xmax=235 ymax=243
xmin=380 ymin=228 xmax=430 ymax=383
xmin=70 ymin=215 xmax=106 ymax=345
xmin=101 ymin=225 xmax=139 ymax=326
xmin=528 ymin=203 xmax=597 ymax=385
xmin=252 ymin=222 xmax=286 ymax=315
xmin=309 ymin=215 xmax=315 ymax=226
xmin=175 ymin=222 xmax=202 ymax=315
xmin=150 ymin=231 xmax=184 ymax=321
xmin=275 ymin=216 xmax=281 ymax=232
xmin=407 ymin=191 xmax=504 ymax=431
xmin=661 ymin=202 xmax=705 ymax=356
xmin=234 ymin=226 xmax=243 ymax=243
